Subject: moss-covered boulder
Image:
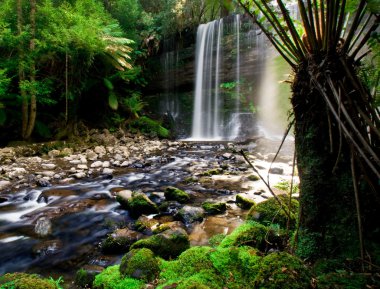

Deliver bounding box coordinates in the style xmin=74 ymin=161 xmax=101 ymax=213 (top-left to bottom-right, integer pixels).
xmin=200 ymin=168 xmax=223 ymax=176
xmin=247 ymin=174 xmax=260 ymax=181
xmin=157 ymin=245 xmax=261 ymax=289
xmin=158 ymin=247 xmax=222 ymax=289
xmin=209 ymin=246 xmax=261 ymax=287
xmin=100 ymin=228 xmax=144 ymax=254
xmin=75 ymin=265 xmax=103 ymax=288
xmin=117 ymin=191 xmax=159 ymax=218
xmin=254 ymin=252 xmax=312 ymax=289
xmin=236 ymin=194 xmax=256 ymax=209
xmin=247 ymin=194 xmax=299 ymax=229
xmin=135 ymin=215 xmax=159 ymax=233
xmin=202 ymin=202 xmax=227 ymax=215
xmin=93 ymin=265 xmax=144 ymax=289
xmin=164 ymin=186 xmax=190 ymax=203
xmin=0 ymin=273 xmax=59 ymax=289
xmin=219 ymin=221 xmax=285 ymax=252
xmin=129 ymin=116 xmax=170 ymax=138
xmin=119 ymin=248 xmax=160 ymax=282
xmin=131 ymin=228 xmax=190 ymax=259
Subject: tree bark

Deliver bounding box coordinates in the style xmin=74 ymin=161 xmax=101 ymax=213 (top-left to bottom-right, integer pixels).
xmin=24 ymin=0 xmax=37 ymax=139
xmin=17 ymin=0 xmax=28 ymax=139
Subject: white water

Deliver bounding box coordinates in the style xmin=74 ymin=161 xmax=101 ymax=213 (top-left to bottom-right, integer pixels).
xmin=191 ymin=20 xmax=223 ymax=140
xmin=190 ymin=15 xmax=257 ymax=141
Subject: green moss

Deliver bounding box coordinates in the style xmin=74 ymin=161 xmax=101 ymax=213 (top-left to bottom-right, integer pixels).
xmin=218 ymin=221 xmax=284 ymax=252
xmin=159 ymin=247 xmax=214 ymax=280
xmin=253 ymin=252 xmax=311 ymax=289
xmin=209 ymin=246 xmax=261 ymax=287
xmin=247 ymin=194 xmax=299 ymax=229
xmin=208 ymin=233 xmax=226 ymax=248
xmin=75 ymin=268 xmax=96 ymax=288
xmin=247 ymin=174 xmax=260 ymax=181
xmin=0 ymin=273 xmax=59 ymax=289
xmin=119 ymin=248 xmax=160 ymax=282
xmin=202 ymin=202 xmax=227 ymax=215
xmin=200 ymin=168 xmax=223 ymax=177
xmin=93 ymin=265 xmax=144 ymax=289
xmin=157 ymin=247 xmax=223 ymax=289
xmin=123 ymin=192 xmax=159 ymax=219
xmin=184 ymin=176 xmax=198 ymax=184
xmin=235 ymin=194 xmax=256 ymax=210
xmin=164 ymin=187 xmax=190 ymax=203
xmin=131 ymin=229 xmax=190 ymax=259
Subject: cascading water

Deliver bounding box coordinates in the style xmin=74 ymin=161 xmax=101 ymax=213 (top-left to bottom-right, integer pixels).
xmin=191 ymin=20 xmax=223 ymax=140
xmin=190 ymin=15 xmax=259 ymax=141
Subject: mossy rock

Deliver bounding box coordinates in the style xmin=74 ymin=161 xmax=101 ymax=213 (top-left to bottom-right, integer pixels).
xmin=236 ymin=194 xmax=256 ymax=210
xmin=100 ymin=228 xmax=144 ymax=254
xmin=135 ymin=215 xmax=159 ymax=233
xmin=157 ymin=247 xmax=223 ymax=289
xmin=75 ymin=266 xmax=103 ymax=288
xmin=247 ymin=174 xmax=260 ymax=181
xmin=0 ymin=273 xmax=59 ymax=289
xmin=247 ymin=194 xmax=299 ymax=229
xmin=117 ymin=192 xmax=159 ymax=218
xmin=209 ymin=246 xmax=261 ymax=287
xmin=119 ymin=248 xmax=160 ymax=282
xmin=202 ymin=202 xmax=227 ymax=215
xmin=93 ymin=265 xmax=144 ymax=289
xmin=164 ymin=187 xmax=190 ymax=203
xmin=219 ymin=221 xmax=285 ymax=252
xmin=200 ymin=168 xmax=223 ymax=176
xmin=254 ymin=252 xmax=312 ymax=289
xmin=131 ymin=228 xmax=190 ymax=259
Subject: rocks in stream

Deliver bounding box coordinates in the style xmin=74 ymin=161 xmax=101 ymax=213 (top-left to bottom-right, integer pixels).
xmin=116 ymin=191 xmax=159 ymax=218
xmin=164 ymin=186 xmax=190 ymax=203
xmin=130 ymin=228 xmax=190 ymax=259
xmin=101 ymin=228 xmax=145 ymax=253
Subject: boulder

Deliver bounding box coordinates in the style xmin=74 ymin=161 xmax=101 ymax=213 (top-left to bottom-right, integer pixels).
xmin=116 ymin=191 xmax=159 ymax=218
xmin=130 ymin=228 xmax=190 ymax=259
xmin=119 ymin=248 xmax=160 ymax=282
xmin=177 ymin=205 xmax=205 ymax=224
xmin=236 ymin=194 xmax=256 ymax=210
xmin=202 ymin=201 xmax=227 ymax=215
xmin=101 ymin=228 xmax=144 ymax=254
xmin=164 ymin=186 xmax=190 ymax=203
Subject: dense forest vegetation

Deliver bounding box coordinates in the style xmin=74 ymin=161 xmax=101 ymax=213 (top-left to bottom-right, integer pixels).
xmin=0 ymin=0 xmax=228 ymax=144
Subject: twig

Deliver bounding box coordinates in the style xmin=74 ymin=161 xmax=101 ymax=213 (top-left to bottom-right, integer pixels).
xmin=351 ymin=150 xmax=365 ymax=272
xmin=240 ymin=149 xmax=291 ymax=220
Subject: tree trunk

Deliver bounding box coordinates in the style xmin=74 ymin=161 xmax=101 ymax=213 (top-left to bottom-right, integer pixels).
xmin=292 ymin=60 xmax=380 ymax=260
xmin=24 ymin=0 xmax=37 ymax=139
xmin=17 ymin=0 xmax=28 ymax=139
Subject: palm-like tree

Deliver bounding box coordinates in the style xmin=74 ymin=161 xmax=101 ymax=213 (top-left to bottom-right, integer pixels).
xmin=238 ymin=0 xmax=379 ymax=262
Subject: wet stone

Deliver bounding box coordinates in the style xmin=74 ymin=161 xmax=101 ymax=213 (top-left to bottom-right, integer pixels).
xmin=32 ymin=239 xmax=63 ymax=256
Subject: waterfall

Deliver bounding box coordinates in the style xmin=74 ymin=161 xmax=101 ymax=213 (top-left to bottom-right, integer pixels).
xmin=161 ymin=41 xmax=180 ymax=119
xmin=191 ymin=20 xmax=223 ymax=140
xmin=185 ymin=14 xmax=287 ymax=141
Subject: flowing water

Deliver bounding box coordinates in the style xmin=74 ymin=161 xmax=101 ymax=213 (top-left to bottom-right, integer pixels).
xmin=0 ymin=138 xmax=296 ymax=285
xmin=0 ymin=144 xmax=247 ymax=279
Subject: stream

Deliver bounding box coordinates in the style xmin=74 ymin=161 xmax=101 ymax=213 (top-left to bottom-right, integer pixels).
xmin=0 ymin=138 xmax=295 ymax=285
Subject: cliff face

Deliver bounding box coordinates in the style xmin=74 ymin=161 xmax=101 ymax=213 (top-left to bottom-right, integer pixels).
xmin=145 ymin=15 xmax=271 ymax=139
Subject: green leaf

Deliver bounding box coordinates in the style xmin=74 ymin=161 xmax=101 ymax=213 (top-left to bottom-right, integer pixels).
xmin=104 ymin=78 xmax=114 ymax=90
xmin=108 ymin=92 xmax=118 ymax=110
